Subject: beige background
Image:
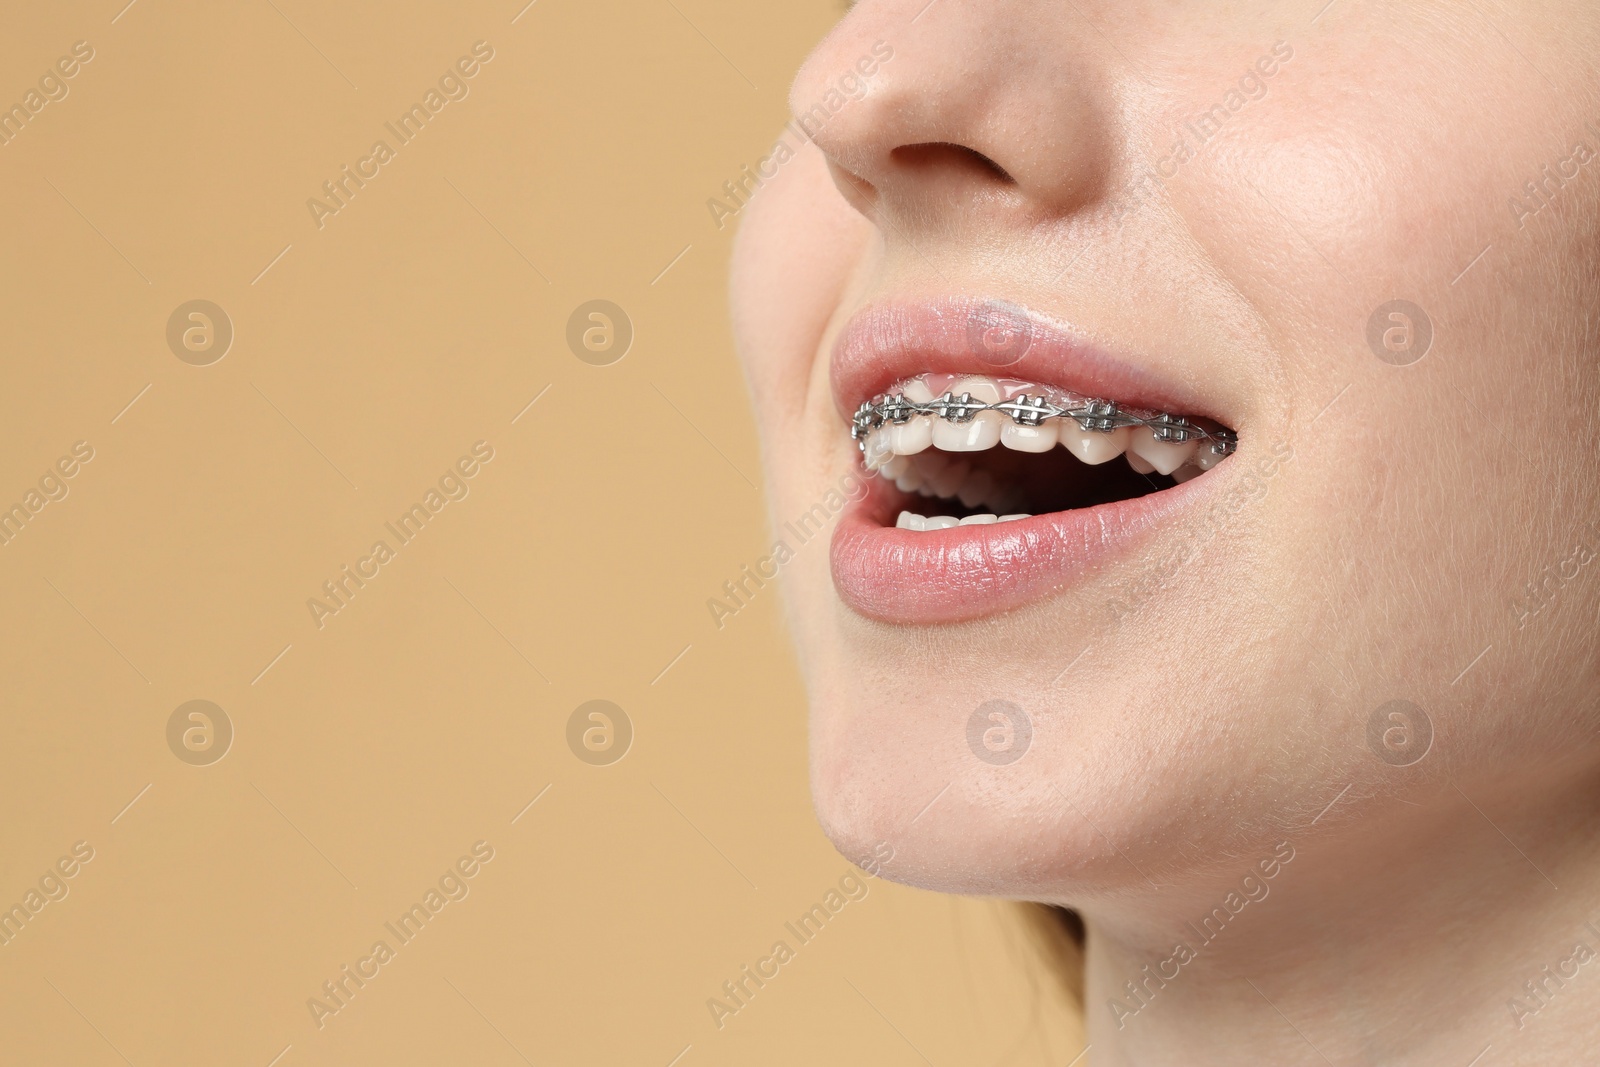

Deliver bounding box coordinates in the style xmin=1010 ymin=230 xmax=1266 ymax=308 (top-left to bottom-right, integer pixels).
xmin=0 ymin=1 xmax=1082 ymax=1063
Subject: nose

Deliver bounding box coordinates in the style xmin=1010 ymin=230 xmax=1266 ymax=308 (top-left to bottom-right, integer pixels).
xmin=789 ymin=0 xmax=1115 ymax=226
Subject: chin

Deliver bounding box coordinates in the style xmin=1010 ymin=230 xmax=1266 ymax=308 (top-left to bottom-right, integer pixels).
xmin=800 ymin=635 xmax=1290 ymax=904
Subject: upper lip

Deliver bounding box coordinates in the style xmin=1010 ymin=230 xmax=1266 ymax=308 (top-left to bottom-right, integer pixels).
xmin=830 ymin=296 xmax=1232 ymax=428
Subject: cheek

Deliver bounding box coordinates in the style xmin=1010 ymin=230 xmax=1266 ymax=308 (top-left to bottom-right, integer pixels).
xmin=1173 ymin=28 xmax=1600 ymax=766
xmin=733 ymin=141 xmax=881 ymax=643
xmin=731 ymin=141 xmax=871 ymax=425
xmin=1181 ymin=21 xmax=1564 ymax=323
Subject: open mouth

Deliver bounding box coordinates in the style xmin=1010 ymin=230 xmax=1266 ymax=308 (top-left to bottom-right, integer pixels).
xmin=852 ymin=374 xmax=1235 ymax=529
xmin=827 ymin=298 xmax=1242 ymax=624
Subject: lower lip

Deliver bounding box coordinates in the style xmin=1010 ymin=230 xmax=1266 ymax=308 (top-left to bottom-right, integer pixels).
xmin=829 ymin=468 xmax=1209 ymax=624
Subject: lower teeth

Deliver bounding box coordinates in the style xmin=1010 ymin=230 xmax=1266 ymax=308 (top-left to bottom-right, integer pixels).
xmin=896 ymin=511 xmax=1032 ymax=531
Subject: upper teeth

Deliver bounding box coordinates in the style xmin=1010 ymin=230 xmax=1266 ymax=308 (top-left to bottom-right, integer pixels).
xmin=854 ymin=376 xmax=1231 ymax=449
xmin=855 ymin=375 xmax=1233 ymax=499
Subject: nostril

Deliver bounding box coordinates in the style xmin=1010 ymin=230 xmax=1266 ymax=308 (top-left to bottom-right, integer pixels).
xmin=891 ymin=142 xmax=1016 ymax=184
xmin=827 ymin=161 xmax=879 ymax=214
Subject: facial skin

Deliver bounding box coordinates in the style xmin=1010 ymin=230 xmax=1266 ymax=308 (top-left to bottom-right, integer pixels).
xmin=732 ymin=1 xmax=1600 ymax=1063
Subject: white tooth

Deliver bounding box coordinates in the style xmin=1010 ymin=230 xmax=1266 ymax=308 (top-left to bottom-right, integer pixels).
xmin=1128 ymin=427 xmax=1198 ymax=476
xmin=902 ymin=379 xmax=936 ymax=404
xmin=998 ymin=514 xmax=1032 ymax=522
xmin=925 ymin=515 xmax=959 ymax=530
xmin=957 ymin=470 xmax=997 ymax=510
xmin=1171 ymin=465 xmax=1203 ymax=483
xmin=864 ymin=428 xmax=893 ymax=470
xmin=893 ymin=468 xmax=923 ymax=493
xmin=933 ymin=411 xmax=1003 ymax=451
xmin=922 ymin=456 xmax=969 ymax=498
xmin=1059 ymin=423 xmax=1130 ymax=464
xmin=1001 ymin=420 xmax=1059 ymax=452
xmin=881 ymin=455 xmax=910 ymax=479
xmin=1126 ymin=449 xmax=1156 ymax=474
xmin=951 ymin=376 xmax=1002 ymax=404
xmin=895 ymin=511 xmax=926 ymax=530
xmin=889 ymin=416 xmax=934 ymax=455
xmin=959 ymin=513 xmax=998 ymax=525
xmin=1195 ymin=448 xmax=1224 ymax=471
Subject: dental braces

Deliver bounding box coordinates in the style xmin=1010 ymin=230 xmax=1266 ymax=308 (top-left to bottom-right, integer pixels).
xmin=851 ymin=392 xmax=1238 ymax=456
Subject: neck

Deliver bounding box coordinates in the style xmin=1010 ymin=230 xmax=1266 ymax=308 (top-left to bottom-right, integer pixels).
xmin=1081 ymin=766 xmax=1600 ymax=1066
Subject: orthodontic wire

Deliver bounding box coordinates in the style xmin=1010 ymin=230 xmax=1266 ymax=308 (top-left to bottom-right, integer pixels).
xmin=850 ymin=391 xmax=1238 ymax=456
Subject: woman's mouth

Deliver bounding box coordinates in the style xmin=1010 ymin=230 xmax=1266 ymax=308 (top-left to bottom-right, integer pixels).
xmin=828 ymin=299 xmax=1243 ymax=624
xmin=853 ymin=373 xmax=1235 ymax=529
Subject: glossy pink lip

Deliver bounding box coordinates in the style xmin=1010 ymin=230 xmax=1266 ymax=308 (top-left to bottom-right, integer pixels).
xmin=830 ymin=297 xmax=1231 ymax=429
xmin=828 ymin=298 xmax=1233 ymax=625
